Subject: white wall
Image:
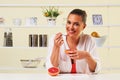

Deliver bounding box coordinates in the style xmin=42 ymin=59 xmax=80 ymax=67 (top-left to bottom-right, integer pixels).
xmin=0 ymin=0 xmax=120 ymax=73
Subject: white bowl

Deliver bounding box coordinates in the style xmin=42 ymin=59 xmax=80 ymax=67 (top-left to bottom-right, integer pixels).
xmin=20 ymin=59 xmax=40 ymax=68
xmin=93 ymin=35 xmax=107 ymax=47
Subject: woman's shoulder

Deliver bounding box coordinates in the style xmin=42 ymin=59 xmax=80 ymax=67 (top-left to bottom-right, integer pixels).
xmin=81 ymin=33 xmax=96 ymax=45
xmin=81 ymin=33 xmax=92 ymax=40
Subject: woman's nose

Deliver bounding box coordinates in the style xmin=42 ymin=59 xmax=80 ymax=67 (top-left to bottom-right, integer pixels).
xmin=69 ymin=24 xmax=74 ymax=29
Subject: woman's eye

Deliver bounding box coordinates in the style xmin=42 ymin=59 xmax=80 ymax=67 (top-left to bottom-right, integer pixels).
xmin=67 ymin=21 xmax=71 ymax=24
xmin=74 ymin=23 xmax=80 ymax=26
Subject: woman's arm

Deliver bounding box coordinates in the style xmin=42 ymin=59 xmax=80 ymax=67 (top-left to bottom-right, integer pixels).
xmin=50 ymin=46 xmax=60 ymax=67
xmin=85 ymin=52 xmax=97 ymax=72
xmin=50 ymin=33 xmax=64 ymax=67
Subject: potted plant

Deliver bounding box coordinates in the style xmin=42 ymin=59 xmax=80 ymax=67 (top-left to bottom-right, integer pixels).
xmin=42 ymin=6 xmax=60 ymax=25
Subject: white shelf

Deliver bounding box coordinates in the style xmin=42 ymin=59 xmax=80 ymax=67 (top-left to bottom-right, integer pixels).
xmin=0 ymin=25 xmax=120 ymax=28
xmin=0 ymin=46 xmax=120 ymax=49
xmin=0 ymin=25 xmax=65 ymax=28
xmin=97 ymin=46 xmax=120 ymax=48
xmin=0 ymin=47 xmax=48 ymax=49
xmin=0 ymin=4 xmax=120 ymax=7
xmin=88 ymin=25 xmax=120 ymax=27
xmin=0 ymin=67 xmax=46 ymax=71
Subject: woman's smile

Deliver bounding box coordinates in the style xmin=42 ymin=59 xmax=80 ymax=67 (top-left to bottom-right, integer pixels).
xmin=68 ymin=30 xmax=76 ymax=35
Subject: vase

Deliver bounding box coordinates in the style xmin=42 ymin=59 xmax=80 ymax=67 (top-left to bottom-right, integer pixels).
xmin=47 ymin=17 xmax=56 ymax=26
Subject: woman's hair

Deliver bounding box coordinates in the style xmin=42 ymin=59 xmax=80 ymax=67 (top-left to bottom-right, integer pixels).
xmin=68 ymin=9 xmax=87 ymax=24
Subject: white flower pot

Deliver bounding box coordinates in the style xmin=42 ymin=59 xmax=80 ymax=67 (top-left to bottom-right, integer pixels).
xmin=47 ymin=18 xmax=56 ymax=26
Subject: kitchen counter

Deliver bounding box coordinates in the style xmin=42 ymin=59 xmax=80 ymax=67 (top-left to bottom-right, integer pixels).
xmin=0 ymin=73 xmax=120 ymax=80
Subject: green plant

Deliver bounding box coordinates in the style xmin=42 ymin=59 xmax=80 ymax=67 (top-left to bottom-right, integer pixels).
xmin=42 ymin=6 xmax=60 ymax=18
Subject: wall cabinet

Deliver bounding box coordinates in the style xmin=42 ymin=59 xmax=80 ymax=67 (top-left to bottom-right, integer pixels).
xmin=0 ymin=4 xmax=120 ymax=73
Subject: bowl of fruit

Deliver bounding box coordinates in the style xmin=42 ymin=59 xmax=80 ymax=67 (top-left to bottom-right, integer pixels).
xmin=91 ymin=31 xmax=107 ymax=47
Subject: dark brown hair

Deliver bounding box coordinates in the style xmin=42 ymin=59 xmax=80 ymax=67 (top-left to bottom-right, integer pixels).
xmin=68 ymin=9 xmax=87 ymax=24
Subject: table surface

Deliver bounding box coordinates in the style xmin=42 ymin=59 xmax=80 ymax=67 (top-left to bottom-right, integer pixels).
xmin=0 ymin=73 xmax=120 ymax=80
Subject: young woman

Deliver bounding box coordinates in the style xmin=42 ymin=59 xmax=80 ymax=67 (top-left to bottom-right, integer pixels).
xmin=46 ymin=9 xmax=101 ymax=74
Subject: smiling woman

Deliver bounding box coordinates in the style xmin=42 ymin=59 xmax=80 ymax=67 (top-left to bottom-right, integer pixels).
xmin=46 ymin=9 xmax=101 ymax=75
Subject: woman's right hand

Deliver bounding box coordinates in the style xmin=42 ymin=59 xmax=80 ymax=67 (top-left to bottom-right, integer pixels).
xmin=51 ymin=32 xmax=63 ymax=67
xmin=54 ymin=32 xmax=64 ymax=47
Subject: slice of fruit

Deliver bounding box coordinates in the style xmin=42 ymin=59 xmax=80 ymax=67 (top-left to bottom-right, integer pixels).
xmin=48 ymin=67 xmax=60 ymax=76
xmin=65 ymin=49 xmax=76 ymax=54
xmin=91 ymin=31 xmax=100 ymax=38
xmin=65 ymin=49 xmax=71 ymax=54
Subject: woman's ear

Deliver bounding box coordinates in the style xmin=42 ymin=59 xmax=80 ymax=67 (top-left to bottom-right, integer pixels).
xmin=83 ymin=23 xmax=86 ymax=29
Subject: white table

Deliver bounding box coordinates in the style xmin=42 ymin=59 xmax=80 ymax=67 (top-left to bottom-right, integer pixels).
xmin=0 ymin=73 xmax=120 ymax=80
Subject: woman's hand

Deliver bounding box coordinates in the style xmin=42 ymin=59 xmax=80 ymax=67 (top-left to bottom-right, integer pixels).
xmin=66 ymin=50 xmax=89 ymax=60
xmin=66 ymin=50 xmax=97 ymax=72
xmin=54 ymin=32 xmax=64 ymax=47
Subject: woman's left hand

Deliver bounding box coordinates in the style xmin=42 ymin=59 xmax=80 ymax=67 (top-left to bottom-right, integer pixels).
xmin=67 ymin=50 xmax=89 ymax=60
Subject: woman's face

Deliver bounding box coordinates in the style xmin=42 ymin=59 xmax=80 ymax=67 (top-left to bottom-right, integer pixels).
xmin=66 ymin=14 xmax=86 ymax=38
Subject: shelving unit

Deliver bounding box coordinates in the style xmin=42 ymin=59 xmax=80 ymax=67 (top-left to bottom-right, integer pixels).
xmin=0 ymin=3 xmax=120 ymax=73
